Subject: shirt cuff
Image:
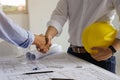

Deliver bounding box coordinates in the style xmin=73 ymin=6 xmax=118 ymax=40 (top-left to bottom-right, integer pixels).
xmin=47 ymin=20 xmax=63 ymax=36
xmin=19 ymin=31 xmax=34 ymax=48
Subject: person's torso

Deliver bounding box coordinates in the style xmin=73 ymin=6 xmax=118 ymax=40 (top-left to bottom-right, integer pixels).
xmin=67 ymin=0 xmax=115 ymax=46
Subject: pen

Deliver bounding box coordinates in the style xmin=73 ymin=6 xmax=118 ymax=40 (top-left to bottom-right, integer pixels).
xmin=50 ymin=78 xmax=74 ymax=80
xmin=23 ymin=71 xmax=54 ymax=75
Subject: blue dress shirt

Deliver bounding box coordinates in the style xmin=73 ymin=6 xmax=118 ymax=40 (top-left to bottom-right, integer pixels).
xmin=0 ymin=11 xmax=34 ymax=48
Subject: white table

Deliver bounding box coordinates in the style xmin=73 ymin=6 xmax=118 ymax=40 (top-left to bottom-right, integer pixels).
xmin=0 ymin=52 xmax=120 ymax=80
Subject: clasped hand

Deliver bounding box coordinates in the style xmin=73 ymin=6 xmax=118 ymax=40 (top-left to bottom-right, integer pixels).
xmin=33 ymin=34 xmax=51 ymax=53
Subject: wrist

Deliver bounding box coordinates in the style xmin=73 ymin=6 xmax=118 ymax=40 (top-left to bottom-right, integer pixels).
xmin=109 ymin=45 xmax=117 ymax=54
xmin=45 ymin=26 xmax=58 ymax=39
xmin=45 ymin=34 xmax=53 ymax=39
xmin=33 ymin=34 xmax=38 ymax=45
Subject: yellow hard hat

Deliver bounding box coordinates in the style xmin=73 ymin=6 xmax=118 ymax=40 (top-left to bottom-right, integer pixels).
xmin=82 ymin=22 xmax=117 ymax=54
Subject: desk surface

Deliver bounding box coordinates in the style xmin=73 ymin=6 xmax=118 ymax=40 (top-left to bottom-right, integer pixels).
xmin=0 ymin=52 xmax=120 ymax=80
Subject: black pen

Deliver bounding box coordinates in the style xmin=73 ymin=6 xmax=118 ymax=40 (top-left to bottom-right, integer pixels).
xmin=23 ymin=71 xmax=54 ymax=75
xmin=50 ymin=78 xmax=74 ymax=80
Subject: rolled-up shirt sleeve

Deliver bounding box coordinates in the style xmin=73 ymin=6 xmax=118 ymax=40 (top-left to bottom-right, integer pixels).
xmin=0 ymin=11 xmax=34 ymax=48
xmin=47 ymin=0 xmax=68 ymax=36
xmin=113 ymin=0 xmax=120 ymax=38
xmin=113 ymin=0 xmax=120 ymax=17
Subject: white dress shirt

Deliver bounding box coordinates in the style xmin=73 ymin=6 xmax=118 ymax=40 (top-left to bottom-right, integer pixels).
xmin=47 ymin=0 xmax=120 ymax=46
xmin=0 ymin=11 xmax=34 ymax=48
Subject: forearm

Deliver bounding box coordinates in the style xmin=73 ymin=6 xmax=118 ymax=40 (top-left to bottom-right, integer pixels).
xmin=45 ymin=26 xmax=58 ymax=39
xmin=112 ymin=38 xmax=120 ymax=51
xmin=90 ymin=38 xmax=120 ymax=61
xmin=0 ymin=11 xmax=34 ymax=48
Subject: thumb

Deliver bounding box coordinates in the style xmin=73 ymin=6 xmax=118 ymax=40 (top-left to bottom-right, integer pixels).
xmin=45 ymin=35 xmax=52 ymax=47
xmin=91 ymin=47 xmax=99 ymax=54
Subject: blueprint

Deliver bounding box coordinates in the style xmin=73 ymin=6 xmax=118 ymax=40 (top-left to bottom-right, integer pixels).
xmin=0 ymin=52 xmax=120 ymax=80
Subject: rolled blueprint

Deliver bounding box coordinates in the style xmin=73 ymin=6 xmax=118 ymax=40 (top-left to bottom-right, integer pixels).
xmin=26 ymin=44 xmax=63 ymax=60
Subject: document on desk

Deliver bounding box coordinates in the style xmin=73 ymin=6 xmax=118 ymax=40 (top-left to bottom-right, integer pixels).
xmin=0 ymin=53 xmax=120 ymax=80
xmin=26 ymin=44 xmax=63 ymax=60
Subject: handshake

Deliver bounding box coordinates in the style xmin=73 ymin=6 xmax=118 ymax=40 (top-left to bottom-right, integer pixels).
xmin=32 ymin=34 xmax=52 ymax=53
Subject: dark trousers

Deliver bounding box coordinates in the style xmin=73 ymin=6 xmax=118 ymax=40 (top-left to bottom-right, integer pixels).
xmin=67 ymin=47 xmax=116 ymax=73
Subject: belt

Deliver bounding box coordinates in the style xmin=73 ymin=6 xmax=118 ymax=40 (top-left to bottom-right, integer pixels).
xmin=70 ymin=45 xmax=87 ymax=53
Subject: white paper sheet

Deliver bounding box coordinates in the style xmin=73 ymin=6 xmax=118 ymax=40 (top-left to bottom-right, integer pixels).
xmin=0 ymin=52 xmax=120 ymax=80
xmin=26 ymin=44 xmax=63 ymax=60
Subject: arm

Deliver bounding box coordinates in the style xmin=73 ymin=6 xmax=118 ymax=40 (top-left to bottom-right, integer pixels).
xmin=90 ymin=0 xmax=120 ymax=61
xmin=38 ymin=0 xmax=68 ymax=52
xmin=112 ymin=38 xmax=120 ymax=50
xmin=45 ymin=26 xmax=58 ymax=47
xmin=0 ymin=11 xmax=33 ymax=48
xmin=91 ymin=38 xmax=120 ymax=61
xmin=0 ymin=10 xmax=46 ymax=49
xmin=47 ymin=0 xmax=68 ymax=36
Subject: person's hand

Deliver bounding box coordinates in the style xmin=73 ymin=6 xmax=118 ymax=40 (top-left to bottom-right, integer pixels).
xmin=45 ymin=35 xmax=52 ymax=48
xmin=33 ymin=34 xmax=49 ymax=53
xmin=90 ymin=47 xmax=113 ymax=61
xmin=36 ymin=26 xmax=57 ymax=53
xmin=44 ymin=26 xmax=58 ymax=48
xmin=37 ymin=35 xmax=52 ymax=53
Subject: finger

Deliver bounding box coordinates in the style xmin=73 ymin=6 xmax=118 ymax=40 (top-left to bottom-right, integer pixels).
xmin=39 ymin=50 xmax=48 ymax=54
xmin=91 ymin=47 xmax=101 ymax=51
xmin=37 ymin=48 xmax=45 ymax=53
xmin=91 ymin=55 xmax=103 ymax=61
xmin=91 ymin=53 xmax=110 ymax=61
xmin=92 ymin=47 xmax=104 ymax=55
xmin=36 ymin=45 xmax=45 ymax=52
xmin=45 ymin=36 xmax=51 ymax=47
xmin=37 ymin=45 xmax=49 ymax=53
xmin=36 ymin=46 xmax=41 ymax=52
xmin=39 ymin=34 xmax=44 ymax=36
xmin=43 ymin=48 xmax=49 ymax=53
